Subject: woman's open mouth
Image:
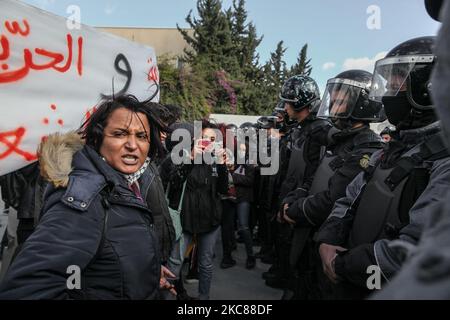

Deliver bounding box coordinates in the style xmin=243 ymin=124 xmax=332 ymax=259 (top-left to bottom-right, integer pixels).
xmin=122 ymin=154 xmax=139 ymax=165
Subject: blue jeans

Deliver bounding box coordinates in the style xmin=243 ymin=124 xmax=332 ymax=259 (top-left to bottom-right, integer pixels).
xmin=166 ymin=226 xmax=220 ymax=300
xmin=237 ymin=201 xmax=254 ymax=258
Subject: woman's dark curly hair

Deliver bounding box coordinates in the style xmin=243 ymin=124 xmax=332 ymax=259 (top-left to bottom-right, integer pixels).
xmin=79 ymin=94 xmax=167 ymax=160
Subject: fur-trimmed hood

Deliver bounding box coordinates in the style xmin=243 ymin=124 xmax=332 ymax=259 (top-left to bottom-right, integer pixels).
xmin=37 ymin=131 xmax=154 ymax=214
xmin=0 ymin=139 xmax=162 ymax=300
xmin=38 ymin=131 xmax=84 ymax=188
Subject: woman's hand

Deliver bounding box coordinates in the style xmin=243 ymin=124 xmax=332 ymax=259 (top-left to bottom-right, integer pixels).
xmin=191 ymin=140 xmax=204 ymax=160
xmin=215 ymin=147 xmax=226 ymax=164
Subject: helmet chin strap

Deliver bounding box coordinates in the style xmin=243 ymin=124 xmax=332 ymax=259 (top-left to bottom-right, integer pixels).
xmin=332 ymin=118 xmax=366 ymax=135
xmin=395 ymin=80 xmax=436 ymax=130
xmin=397 ymin=106 xmax=437 ymax=131
xmin=332 ymin=118 xmax=352 ymax=130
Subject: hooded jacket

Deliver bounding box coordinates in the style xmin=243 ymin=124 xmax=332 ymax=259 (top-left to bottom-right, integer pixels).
xmin=0 ymin=132 xmax=160 ymax=299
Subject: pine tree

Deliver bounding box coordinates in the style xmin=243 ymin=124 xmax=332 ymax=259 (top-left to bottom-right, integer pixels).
xmin=246 ymin=41 xmax=289 ymax=115
xmin=177 ymin=0 xmax=236 ymax=71
xmin=231 ymin=0 xmax=247 ymax=40
xmin=290 ymin=44 xmax=312 ymax=76
xmin=227 ymin=0 xmax=262 ymax=77
xmin=225 ymin=0 xmax=268 ymax=115
xmin=268 ymin=41 xmax=288 ymax=87
xmin=161 ymin=0 xmax=288 ymax=117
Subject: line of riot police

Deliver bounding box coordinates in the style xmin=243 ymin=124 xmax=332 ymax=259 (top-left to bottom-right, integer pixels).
xmin=252 ymin=34 xmax=450 ymax=300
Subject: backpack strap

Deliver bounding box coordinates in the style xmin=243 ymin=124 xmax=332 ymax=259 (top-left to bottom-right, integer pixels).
xmin=165 ymin=180 xmax=188 ymax=212
xmin=177 ymin=181 xmax=188 ymax=212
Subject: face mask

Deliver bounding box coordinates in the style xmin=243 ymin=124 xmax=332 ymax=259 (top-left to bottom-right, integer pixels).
xmin=382 ymin=92 xmax=412 ymax=126
xmin=237 ymin=150 xmax=246 ymax=159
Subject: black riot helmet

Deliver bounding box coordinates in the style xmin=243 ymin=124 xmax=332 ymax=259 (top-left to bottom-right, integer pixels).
xmin=257 ymin=116 xmax=278 ymax=130
xmin=425 ymin=0 xmax=444 ymax=21
xmin=240 ymin=122 xmax=255 ymax=130
xmin=317 ymin=70 xmax=385 ymax=126
xmin=369 ymin=36 xmax=436 ymax=127
xmin=226 ymin=123 xmax=238 ymax=135
xmin=239 ymin=121 xmax=258 ymax=142
xmin=279 ymin=75 xmax=321 ymax=112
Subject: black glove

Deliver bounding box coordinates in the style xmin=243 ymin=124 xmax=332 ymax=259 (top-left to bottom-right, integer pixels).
xmin=282 ymin=188 xmax=308 ymax=206
xmin=286 ymin=199 xmax=302 ymax=222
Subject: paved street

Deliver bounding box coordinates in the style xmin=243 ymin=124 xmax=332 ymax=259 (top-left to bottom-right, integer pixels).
xmin=184 ymin=240 xmax=282 ymax=300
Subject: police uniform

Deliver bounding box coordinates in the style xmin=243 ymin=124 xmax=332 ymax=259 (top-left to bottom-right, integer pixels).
xmin=316 ymin=122 xmax=450 ymax=297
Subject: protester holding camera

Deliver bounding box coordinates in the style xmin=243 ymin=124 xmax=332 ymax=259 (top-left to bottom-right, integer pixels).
xmin=164 ymin=119 xmax=228 ymax=300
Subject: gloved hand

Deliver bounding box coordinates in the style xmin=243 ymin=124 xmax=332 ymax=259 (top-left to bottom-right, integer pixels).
xmin=285 ymin=199 xmax=302 ymax=222
xmin=282 ymin=188 xmax=308 ymax=206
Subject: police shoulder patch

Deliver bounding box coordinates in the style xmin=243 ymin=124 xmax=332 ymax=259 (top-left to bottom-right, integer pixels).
xmin=359 ymin=154 xmax=371 ymax=169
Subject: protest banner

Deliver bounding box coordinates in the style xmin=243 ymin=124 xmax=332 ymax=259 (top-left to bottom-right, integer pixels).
xmin=0 ymin=0 xmax=159 ymax=176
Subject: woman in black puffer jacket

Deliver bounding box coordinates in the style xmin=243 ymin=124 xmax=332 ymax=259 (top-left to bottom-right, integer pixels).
xmin=0 ymin=95 xmax=175 ymax=299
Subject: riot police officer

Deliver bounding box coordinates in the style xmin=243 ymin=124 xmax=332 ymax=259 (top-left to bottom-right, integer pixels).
xmin=254 ymin=115 xmax=284 ymax=262
xmin=373 ymin=0 xmax=450 ymax=300
xmin=265 ymin=75 xmax=332 ymax=291
xmin=278 ymin=76 xmax=332 ymax=200
xmin=316 ymin=36 xmax=450 ymax=299
xmin=282 ymin=70 xmax=384 ymax=299
xmin=259 ymin=103 xmax=296 ymax=273
xmin=284 ymin=70 xmax=384 ymax=227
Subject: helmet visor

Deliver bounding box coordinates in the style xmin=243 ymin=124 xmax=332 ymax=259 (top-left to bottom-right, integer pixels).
xmin=257 ymin=116 xmax=278 ymax=129
xmin=369 ymin=55 xmax=434 ymax=102
xmin=317 ymin=79 xmax=363 ymax=119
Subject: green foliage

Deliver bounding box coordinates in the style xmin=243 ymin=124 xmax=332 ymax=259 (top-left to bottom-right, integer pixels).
xmin=159 ymin=0 xmax=313 ymax=120
xmin=158 ymin=54 xmax=211 ymax=121
xmin=289 ymin=44 xmax=312 ymax=77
